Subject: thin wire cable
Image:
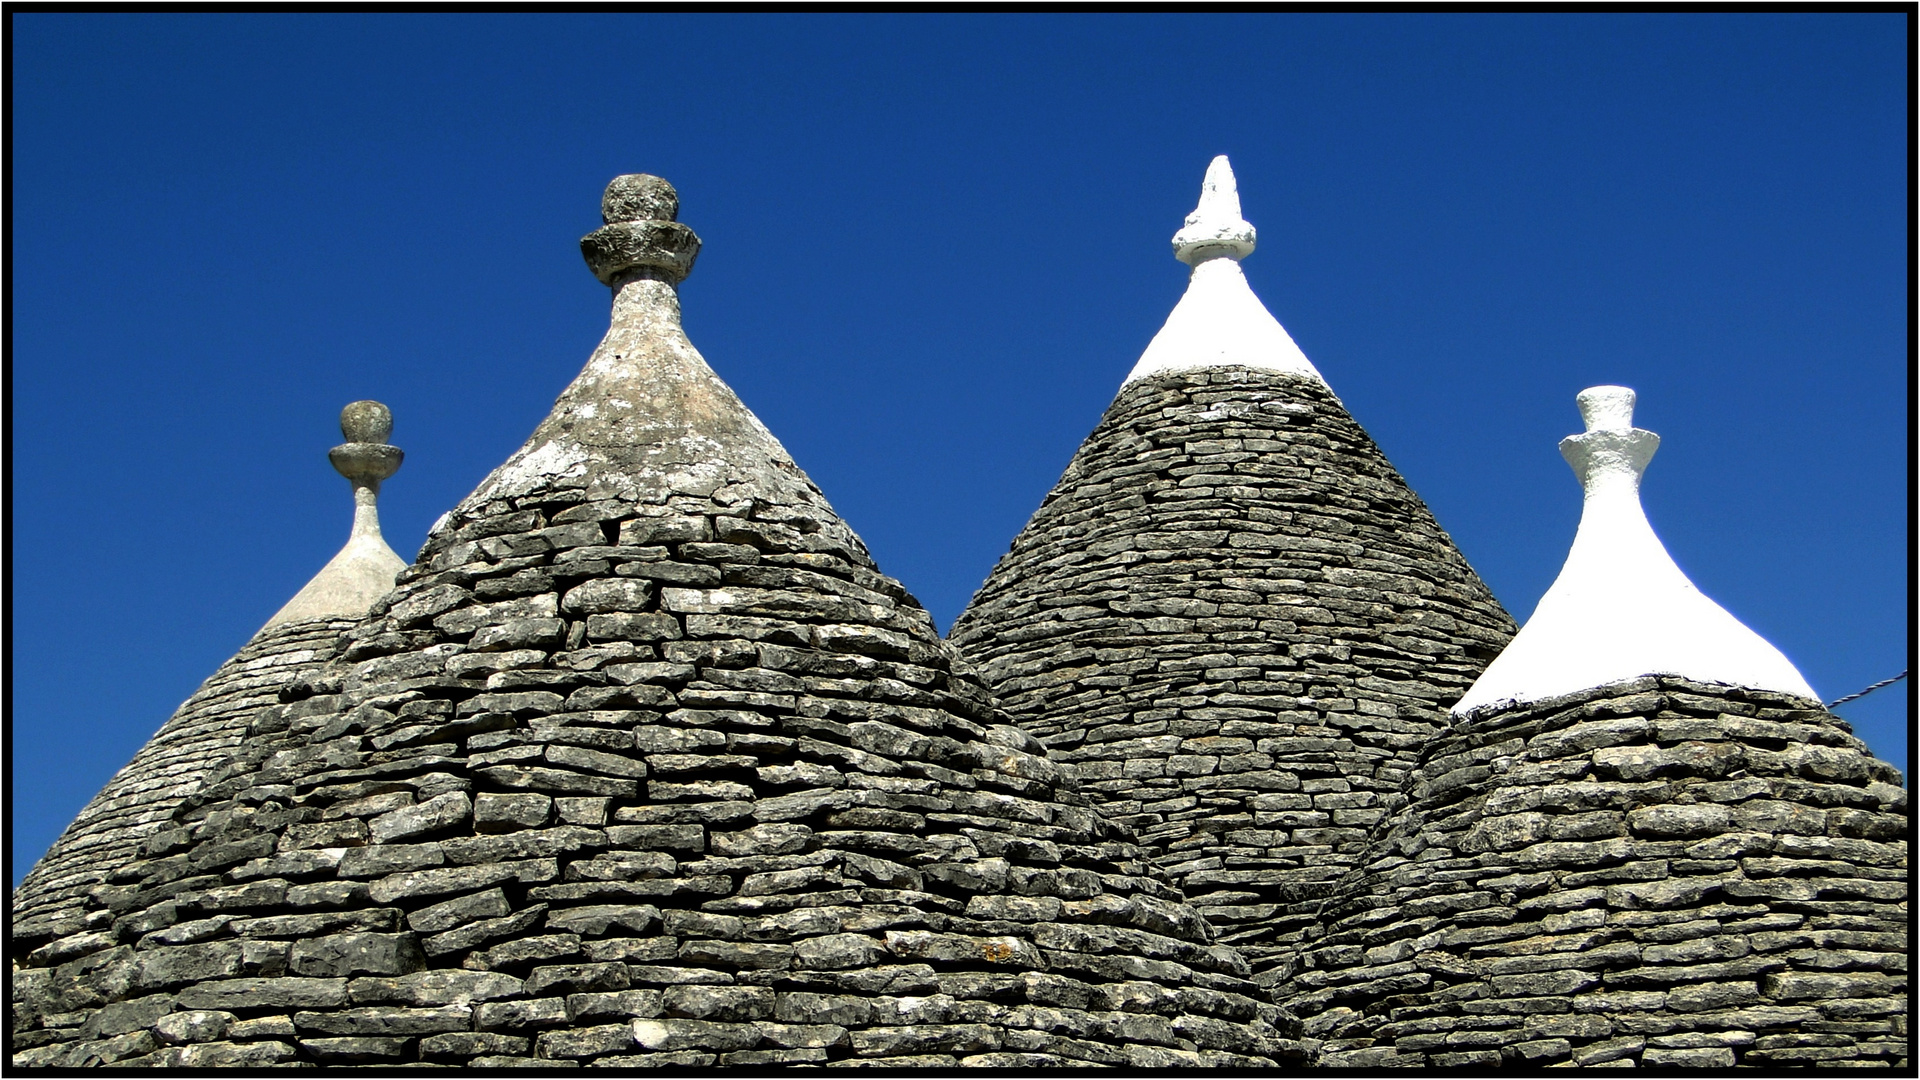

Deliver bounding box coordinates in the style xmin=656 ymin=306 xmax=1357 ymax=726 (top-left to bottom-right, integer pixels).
xmin=1825 ymin=670 xmax=1908 ymax=710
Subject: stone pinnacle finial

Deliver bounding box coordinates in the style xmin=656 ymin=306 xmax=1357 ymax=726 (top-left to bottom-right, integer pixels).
xmin=581 ymin=173 xmax=701 ymax=286
xmin=330 ymin=401 xmax=403 ymax=484
xmin=340 ymin=399 xmax=394 ymax=443
xmin=1452 ymin=385 xmax=1817 ymax=713
xmin=602 ymin=174 xmax=679 ymax=225
xmin=1172 ymin=155 xmax=1258 ymax=266
xmin=1559 ymin=385 xmax=1658 ymax=494
xmin=1577 ymin=385 xmax=1637 ymax=433
xmin=263 ymin=401 xmax=407 ymax=629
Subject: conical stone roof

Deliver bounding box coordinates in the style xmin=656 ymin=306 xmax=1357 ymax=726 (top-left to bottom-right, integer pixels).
xmin=1274 ymin=393 xmax=1908 ymax=1068
xmin=1278 ymin=677 xmax=1908 ymax=1068
xmin=9 ymin=175 xmax=1306 ymax=1069
xmin=13 ymin=404 xmax=409 ymax=951
xmin=948 ymin=158 xmax=1517 ymax=977
xmin=12 ymin=618 xmax=358 ymax=949
xmin=1455 ymin=386 xmax=1819 ymax=713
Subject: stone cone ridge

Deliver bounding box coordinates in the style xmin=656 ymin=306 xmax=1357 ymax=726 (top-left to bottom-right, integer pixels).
xmin=949 ymin=162 xmax=1517 ymax=979
xmin=8 ymin=175 xmax=1305 ymax=1070
xmin=1276 ymin=677 xmax=1908 ymax=1068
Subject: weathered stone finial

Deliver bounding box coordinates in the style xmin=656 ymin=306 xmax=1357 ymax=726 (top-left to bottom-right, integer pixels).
xmin=329 ymin=401 xmax=404 ymax=485
xmin=263 ymin=401 xmax=408 ymax=629
xmin=452 ymin=171 xmax=831 ymax=515
xmin=340 ymin=399 xmax=394 ymax=444
xmin=581 ymin=174 xmax=701 ymax=286
xmin=602 ymin=173 xmax=679 ymax=225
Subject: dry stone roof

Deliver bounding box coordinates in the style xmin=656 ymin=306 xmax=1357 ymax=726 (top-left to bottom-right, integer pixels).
xmin=1262 ymin=390 xmax=1909 ymax=1068
xmin=948 ymin=169 xmax=1518 ymax=977
xmin=1278 ymin=677 xmax=1908 ymax=1068
xmin=15 ymin=404 xmax=413 ymax=948
xmin=12 ymin=618 xmax=357 ymax=949
xmin=9 ymin=175 xmax=1306 ymax=1069
xmin=11 ymin=162 xmax=1909 ymax=1071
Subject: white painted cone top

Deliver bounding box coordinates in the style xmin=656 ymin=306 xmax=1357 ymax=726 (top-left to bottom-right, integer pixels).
xmin=1124 ymin=155 xmax=1324 ymax=387
xmin=1452 ymin=386 xmax=1818 ymax=714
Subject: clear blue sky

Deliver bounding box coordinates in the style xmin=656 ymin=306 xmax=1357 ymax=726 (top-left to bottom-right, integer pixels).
xmin=13 ymin=13 xmax=1909 ymax=880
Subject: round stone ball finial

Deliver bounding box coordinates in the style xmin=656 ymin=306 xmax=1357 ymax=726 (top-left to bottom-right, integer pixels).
xmin=602 ymin=174 xmax=679 ymax=225
xmin=340 ymin=400 xmax=393 ymax=445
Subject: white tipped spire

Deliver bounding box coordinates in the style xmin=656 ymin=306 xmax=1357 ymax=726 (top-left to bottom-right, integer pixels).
xmin=1452 ymin=387 xmax=1818 ymax=714
xmin=264 ymin=401 xmax=407 ymax=629
xmin=1172 ymin=156 xmax=1257 ymax=264
xmin=1124 ymin=155 xmax=1324 ymax=387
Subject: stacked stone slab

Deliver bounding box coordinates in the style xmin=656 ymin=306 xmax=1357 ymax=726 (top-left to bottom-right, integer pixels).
xmin=14 ymin=401 xmax=410 ymax=954
xmin=7 ymin=175 xmax=1306 ymax=1069
xmin=12 ymin=617 xmax=357 ymax=950
xmin=1276 ymin=676 xmax=1909 ymax=1069
xmin=21 ymin=161 xmax=1905 ymax=1073
xmin=949 ymin=170 xmax=1515 ymax=975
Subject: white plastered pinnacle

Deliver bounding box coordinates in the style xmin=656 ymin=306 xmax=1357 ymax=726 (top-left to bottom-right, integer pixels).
xmin=1453 ymin=386 xmax=1818 ymax=714
xmin=1124 ymin=155 xmax=1324 ymax=387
